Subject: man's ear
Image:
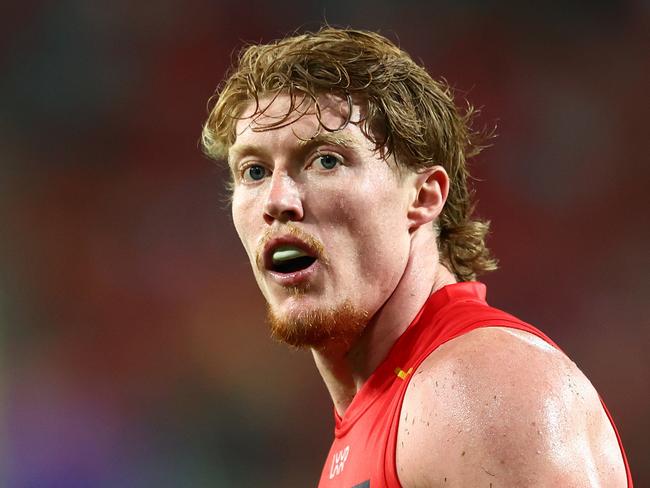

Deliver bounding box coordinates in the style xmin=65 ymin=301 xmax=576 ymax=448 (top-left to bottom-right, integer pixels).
xmin=407 ymin=166 xmax=449 ymax=230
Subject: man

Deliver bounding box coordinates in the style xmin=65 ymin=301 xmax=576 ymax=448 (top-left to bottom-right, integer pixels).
xmin=202 ymin=28 xmax=632 ymax=487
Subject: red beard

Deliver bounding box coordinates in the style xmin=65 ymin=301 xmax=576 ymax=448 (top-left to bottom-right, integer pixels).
xmin=267 ymin=299 xmax=369 ymax=349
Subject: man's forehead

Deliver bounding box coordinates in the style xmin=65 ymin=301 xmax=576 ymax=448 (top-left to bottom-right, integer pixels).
xmin=235 ymin=94 xmax=357 ymax=134
xmin=230 ymin=94 xmax=368 ymax=157
xmin=240 ymin=92 xmax=354 ymax=120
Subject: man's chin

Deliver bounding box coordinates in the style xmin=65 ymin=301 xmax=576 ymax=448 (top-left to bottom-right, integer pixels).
xmin=266 ymin=300 xmax=369 ymax=349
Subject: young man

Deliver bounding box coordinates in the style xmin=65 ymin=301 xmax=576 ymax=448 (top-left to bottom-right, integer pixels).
xmin=202 ymin=28 xmax=632 ymax=487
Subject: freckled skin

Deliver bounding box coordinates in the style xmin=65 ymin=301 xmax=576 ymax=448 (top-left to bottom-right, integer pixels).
xmin=230 ymin=95 xmax=413 ymax=341
xmin=396 ymin=327 xmax=628 ymax=487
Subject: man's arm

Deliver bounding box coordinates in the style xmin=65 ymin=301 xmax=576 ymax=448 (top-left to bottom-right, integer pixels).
xmin=396 ymin=327 xmax=627 ymax=487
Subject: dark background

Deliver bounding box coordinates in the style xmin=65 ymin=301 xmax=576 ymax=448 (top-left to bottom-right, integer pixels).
xmin=2 ymin=1 xmax=648 ymax=486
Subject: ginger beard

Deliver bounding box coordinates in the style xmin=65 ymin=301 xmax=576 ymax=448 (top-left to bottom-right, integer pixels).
xmin=256 ymin=224 xmax=370 ymax=349
xmin=266 ymin=298 xmax=370 ymax=350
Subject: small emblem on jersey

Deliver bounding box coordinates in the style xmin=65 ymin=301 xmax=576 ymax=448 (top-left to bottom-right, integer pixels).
xmin=328 ymin=445 xmax=350 ymax=479
xmin=394 ymin=366 xmax=413 ymax=380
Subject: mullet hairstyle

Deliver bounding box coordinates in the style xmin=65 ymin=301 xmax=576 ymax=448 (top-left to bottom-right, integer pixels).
xmin=201 ymin=27 xmax=497 ymax=281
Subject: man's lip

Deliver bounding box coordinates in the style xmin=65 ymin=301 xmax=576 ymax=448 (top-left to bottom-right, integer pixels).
xmin=262 ymin=236 xmax=319 ymax=271
xmin=267 ymin=260 xmax=320 ymax=286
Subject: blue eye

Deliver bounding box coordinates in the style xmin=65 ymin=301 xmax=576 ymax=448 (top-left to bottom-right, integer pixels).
xmin=244 ymin=164 xmax=267 ymax=181
xmin=315 ymin=154 xmax=340 ymax=170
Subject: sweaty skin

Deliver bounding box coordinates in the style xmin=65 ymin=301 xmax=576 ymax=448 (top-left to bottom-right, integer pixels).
xmin=397 ymin=327 xmax=628 ymax=486
xmin=228 ymin=94 xmax=628 ymax=486
xmin=229 ymin=93 xmax=454 ymax=394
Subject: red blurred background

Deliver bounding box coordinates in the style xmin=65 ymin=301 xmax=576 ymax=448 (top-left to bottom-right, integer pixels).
xmin=2 ymin=1 xmax=648 ymax=486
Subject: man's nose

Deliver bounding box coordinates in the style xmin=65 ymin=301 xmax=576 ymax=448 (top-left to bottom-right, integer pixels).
xmin=263 ymin=172 xmax=304 ymax=224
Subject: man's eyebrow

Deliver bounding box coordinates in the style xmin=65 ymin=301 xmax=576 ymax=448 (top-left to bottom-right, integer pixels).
xmin=296 ymin=132 xmax=356 ymax=149
xmin=228 ymin=143 xmax=265 ymax=165
xmin=228 ymin=132 xmax=357 ymax=164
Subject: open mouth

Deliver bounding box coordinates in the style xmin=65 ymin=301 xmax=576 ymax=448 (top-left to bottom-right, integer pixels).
xmin=269 ymin=245 xmax=317 ymax=274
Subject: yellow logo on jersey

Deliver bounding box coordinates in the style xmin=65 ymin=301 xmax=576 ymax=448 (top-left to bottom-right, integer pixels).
xmin=394 ymin=367 xmax=413 ymax=380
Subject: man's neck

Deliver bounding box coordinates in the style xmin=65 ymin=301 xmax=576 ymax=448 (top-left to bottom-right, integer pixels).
xmin=311 ymin=229 xmax=457 ymax=417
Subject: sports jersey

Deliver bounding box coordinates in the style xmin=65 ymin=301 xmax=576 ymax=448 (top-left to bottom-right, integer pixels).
xmin=317 ymin=282 xmax=632 ymax=487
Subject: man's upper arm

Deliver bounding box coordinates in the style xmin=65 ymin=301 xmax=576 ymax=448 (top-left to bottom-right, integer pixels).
xmin=395 ymin=327 xmax=627 ymax=487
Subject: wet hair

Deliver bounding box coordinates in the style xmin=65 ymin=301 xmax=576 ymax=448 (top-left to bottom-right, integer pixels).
xmin=201 ymin=27 xmax=497 ymax=281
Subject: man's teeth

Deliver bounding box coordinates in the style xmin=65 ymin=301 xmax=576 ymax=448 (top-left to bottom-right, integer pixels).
xmin=272 ymin=246 xmax=310 ymax=264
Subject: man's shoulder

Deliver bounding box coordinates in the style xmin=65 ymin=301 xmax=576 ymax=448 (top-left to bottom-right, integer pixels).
xmin=395 ymin=326 xmax=627 ymax=487
xmin=413 ymin=325 xmax=569 ymax=389
xmin=402 ymin=326 xmax=584 ymax=420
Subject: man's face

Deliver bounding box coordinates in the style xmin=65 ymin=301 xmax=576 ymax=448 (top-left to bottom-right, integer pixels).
xmin=229 ymin=94 xmax=416 ymax=349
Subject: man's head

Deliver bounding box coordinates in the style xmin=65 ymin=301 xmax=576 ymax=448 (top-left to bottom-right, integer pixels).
xmin=202 ymin=27 xmax=496 ymax=348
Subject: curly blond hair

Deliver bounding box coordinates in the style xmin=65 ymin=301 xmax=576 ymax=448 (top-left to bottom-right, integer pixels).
xmin=202 ymin=27 xmax=497 ymax=281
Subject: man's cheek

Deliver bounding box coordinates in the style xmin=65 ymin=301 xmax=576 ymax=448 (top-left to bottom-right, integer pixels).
xmin=231 ymin=223 xmax=256 ymax=269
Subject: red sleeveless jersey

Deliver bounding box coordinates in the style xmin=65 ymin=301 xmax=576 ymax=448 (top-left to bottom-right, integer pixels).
xmin=317 ymin=282 xmax=632 ymax=487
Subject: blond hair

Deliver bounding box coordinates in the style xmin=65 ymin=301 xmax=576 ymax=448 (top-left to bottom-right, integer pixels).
xmin=202 ymin=27 xmax=497 ymax=281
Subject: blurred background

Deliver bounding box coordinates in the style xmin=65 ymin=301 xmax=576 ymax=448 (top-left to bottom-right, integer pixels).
xmin=1 ymin=1 xmax=648 ymax=486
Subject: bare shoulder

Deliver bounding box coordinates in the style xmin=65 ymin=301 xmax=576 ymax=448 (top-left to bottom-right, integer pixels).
xmin=396 ymin=326 xmax=627 ymax=487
